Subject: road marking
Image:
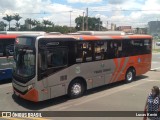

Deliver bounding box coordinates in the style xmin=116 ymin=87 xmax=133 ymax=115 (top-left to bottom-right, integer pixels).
xmin=27 ymin=117 xmax=51 ymax=120
xmin=1 ymin=118 xmax=51 ymax=120
xmin=150 ymin=67 xmax=160 ymax=71
xmin=152 ymin=61 xmax=159 ymax=63
xmin=1 ymin=118 xmax=24 ymax=120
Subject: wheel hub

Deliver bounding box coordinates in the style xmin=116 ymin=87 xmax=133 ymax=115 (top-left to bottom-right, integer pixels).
xmin=72 ymin=83 xmax=81 ymax=95
xmin=127 ymin=71 xmax=133 ymax=81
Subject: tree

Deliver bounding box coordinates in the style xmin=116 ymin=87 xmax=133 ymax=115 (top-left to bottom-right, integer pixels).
xmin=2 ymin=14 xmax=14 ymax=30
xmin=0 ymin=21 xmax=7 ymax=31
xmin=75 ymin=16 xmax=103 ymax=31
xmin=42 ymin=20 xmax=53 ymax=27
xmin=13 ymin=14 xmax=22 ymax=31
xmin=31 ymin=20 xmax=38 ymax=28
xmin=15 ymin=23 xmax=20 ymax=31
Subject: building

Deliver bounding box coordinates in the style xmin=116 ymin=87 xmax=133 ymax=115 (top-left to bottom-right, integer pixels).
xmin=111 ymin=23 xmax=116 ymax=31
xmin=116 ymin=26 xmax=132 ymax=33
xmin=148 ymin=21 xmax=160 ymax=36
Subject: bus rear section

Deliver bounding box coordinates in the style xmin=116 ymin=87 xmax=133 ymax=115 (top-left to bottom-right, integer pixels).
xmin=0 ymin=35 xmax=17 ymax=81
xmin=12 ymin=33 xmax=152 ymax=102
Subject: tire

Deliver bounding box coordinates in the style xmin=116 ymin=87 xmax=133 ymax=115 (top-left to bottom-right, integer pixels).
xmin=125 ymin=68 xmax=135 ymax=83
xmin=68 ymin=79 xmax=85 ymax=99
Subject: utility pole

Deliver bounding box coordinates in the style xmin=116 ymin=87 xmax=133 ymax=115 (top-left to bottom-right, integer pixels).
xmin=99 ymin=18 xmax=100 ymax=31
xmin=106 ymin=21 xmax=108 ymax=30
xmin=69 ymin=11 xmax=72 ymax=33
xmin=86 ymin=8 xmax=88 ymax=31
xmin=82 ymin=12 xmax=85 ymax=31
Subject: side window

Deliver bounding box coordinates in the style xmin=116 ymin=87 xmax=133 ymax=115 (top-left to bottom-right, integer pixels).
xmin=94 ymin=41 xmax=107 ymax=60
xmin=122 ymin=39 xmax=151 ymax=56
xmin=107 ymin=41 xmax=122 ymax=59
xmin=6 ymin=44 xmax=14 ymax=56
xmin=144 ymin=39 xmax=151 ymax=54
xmin=76 ymin=42 xmax=93 ymax=63
xmin=39 ymin=50 xmax=47 ymax=71
xmin=132 ymin=40 xmax=144 ymax=55
xmin=122 ymin=40 xmax=134 ymax=57
xmin=47 ymin=47 xmax=68 ymax=68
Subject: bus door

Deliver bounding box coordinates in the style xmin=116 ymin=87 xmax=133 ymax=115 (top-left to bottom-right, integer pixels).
xmin=38 ymin=47 xmax=68 ymax=98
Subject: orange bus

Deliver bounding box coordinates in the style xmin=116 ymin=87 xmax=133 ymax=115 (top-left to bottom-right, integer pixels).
xmin=12 ymin=31 xmax=152 ymax=102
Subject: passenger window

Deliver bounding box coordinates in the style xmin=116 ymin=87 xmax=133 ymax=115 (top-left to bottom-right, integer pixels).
xmin=47 ymin=48 xmax=68 ymax=68
xmin=94 ymin=41 xmax=107 ymax=60
xmin=144 ymin=39 xmax=151 ymax=54
xmin=76 ymin=42 xmax=93 ymax=63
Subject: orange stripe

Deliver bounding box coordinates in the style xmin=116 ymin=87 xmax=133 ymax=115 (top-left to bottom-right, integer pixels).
xmin=118 ymin=56 xmax=137 ymax=81
xmin=117 ymin=57 xmax=131 ymax=81
xmin=109 ymin=58 xmax=119 ymax=83
xmin=81 ymin=36 xmax=100 ymax=40
xmin=112 ymin=58 xmax=125 ymax=83
xmin=14 ymin=88 xmax=39 ymax=102
xmin=127 ymin=35 xmax=152 ymax=39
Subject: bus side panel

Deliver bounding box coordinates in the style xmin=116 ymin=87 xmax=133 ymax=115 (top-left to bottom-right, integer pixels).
xmin=46 ymin=68 xmax=68 ymax=99
xmin=0 ymin=69 xmax=12 ymax=80
xmin=115 ymin=54 xmax=151 ymax=82
xmin=0 ymin=57 xmax=14 ymax=80
xmin=43 ymin=59 xmax=116 ymax=100
xmin=66 ymin=60 xmax=117 ymax=90
xmin=134 ymin=54 xmax=151 ymax=76
xmin=38 ymin=54 xmax=151 ymax=100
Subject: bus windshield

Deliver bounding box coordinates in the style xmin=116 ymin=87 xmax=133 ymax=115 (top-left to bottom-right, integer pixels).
xmin=13 ymin=46 xmax=35 ymax=78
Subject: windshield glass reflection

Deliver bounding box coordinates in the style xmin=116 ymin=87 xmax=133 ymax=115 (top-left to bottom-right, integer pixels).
xmin=13 ymin=47 xmax=35 ymax=77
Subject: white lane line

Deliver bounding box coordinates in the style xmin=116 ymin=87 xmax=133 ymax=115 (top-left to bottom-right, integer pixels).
xmin=150 ymin=67 xmax=160 ymax=71
xmin=152 ymin=61 xmax=159 ymax=63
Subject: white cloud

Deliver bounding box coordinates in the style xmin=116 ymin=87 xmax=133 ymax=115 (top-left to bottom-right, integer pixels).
xmin=1 ymin=0 xmax=160 ymax=29
xmin=67 ymin=0 xmax=102 ymax=3
xmin=108 ymin=0 xmax=127 ymax=5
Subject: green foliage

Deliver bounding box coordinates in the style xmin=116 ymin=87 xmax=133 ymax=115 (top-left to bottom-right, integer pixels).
xmin=13 ymin=14 xmax=22 ymax=23
xmin=2 ymin=14 xmax=75 ymax=33
xmin=2 ymin=14 xmax=14 ymax=30
xmin=75 ymin=16 xmax=103 ymax=31
xmin=0 ymin=21 xmax=7 ymax=31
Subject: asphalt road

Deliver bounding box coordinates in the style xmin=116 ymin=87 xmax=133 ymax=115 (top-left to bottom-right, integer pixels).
xmin=0 ymin=53 xmax=160 ymax=120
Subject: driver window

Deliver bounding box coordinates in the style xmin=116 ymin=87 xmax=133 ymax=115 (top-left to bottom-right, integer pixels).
xmin=46 ymin=47 xmax=68 ymax=68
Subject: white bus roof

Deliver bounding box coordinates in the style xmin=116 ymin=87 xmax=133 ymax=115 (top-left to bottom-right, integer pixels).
xmin=47 ymin=32 xmax=61 ymax=35
xmin=0 ymin=31 xmax=46 ymax=35
xmin=76 ymin=31 xmax=126 ymax=35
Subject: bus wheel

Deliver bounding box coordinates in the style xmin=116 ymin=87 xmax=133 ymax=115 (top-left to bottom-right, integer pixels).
xmin=125 ymin=68 xmax=135 ymax=83
xmin=68 ymin=80 xmax=85 ymax=99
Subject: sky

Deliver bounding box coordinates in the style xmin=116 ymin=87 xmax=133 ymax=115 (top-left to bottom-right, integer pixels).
xmin=0 ymin=0 xmax=160 ymax=28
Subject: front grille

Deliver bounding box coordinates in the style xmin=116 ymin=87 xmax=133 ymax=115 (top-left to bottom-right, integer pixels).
xmin=12 ymin=81 xmax=28 ymax=95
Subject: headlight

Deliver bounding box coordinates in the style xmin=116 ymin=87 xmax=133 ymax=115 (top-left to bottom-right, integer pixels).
xmin=28 ymin=84 xmax=33 ymax=91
